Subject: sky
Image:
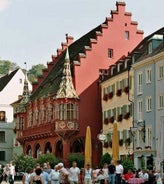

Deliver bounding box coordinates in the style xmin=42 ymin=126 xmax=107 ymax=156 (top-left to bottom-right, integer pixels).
xmin=0 ymin=0 xmax=163 ymax=69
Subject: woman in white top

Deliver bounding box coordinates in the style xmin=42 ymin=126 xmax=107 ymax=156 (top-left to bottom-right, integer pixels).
xmin=84 ymin=164 xmax=93 ymax=184
xmin=50 ymin=165 xmax=59 ymax=184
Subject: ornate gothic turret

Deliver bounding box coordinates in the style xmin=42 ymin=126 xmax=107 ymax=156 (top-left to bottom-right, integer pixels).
xmin=54 ymin=48 xmax=79 ymax=139
xmin=56 ymin=48 xmax=79 ymax=99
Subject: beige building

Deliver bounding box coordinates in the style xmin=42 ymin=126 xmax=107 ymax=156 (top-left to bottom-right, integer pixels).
xmin=100 ymin=59 xmax=134 ymax=160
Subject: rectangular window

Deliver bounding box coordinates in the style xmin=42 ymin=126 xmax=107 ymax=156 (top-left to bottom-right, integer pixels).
xmin=125 ymin=31 xmax=129 ymax=40
xmin=158 ymin=95 xmax=164 ymax=109
xmin=146 ymin=127 xmax=152 ymax=147
xmin=137 ymin=72 xmax=143 ymax=94
xmin=108 ymin=48 xmax=113 ymax=58
xmin=137 ymin=99 xmax=143 ymax=121
xmin=0 ymin=111 xmax=5 ymax=122
xmin=148 ymin=42 xmax=153 ymax=54
xmin=158 ymin=65 xmax=164 ymax=80
xmin=0 ymin=151 xmax=5 ymax=161
xmin=0 ymin=131 xmax=5 ymax=143
xmin=19 ymin=78 xmax=22 ymax=84
xmin=146 ymin=68 xmax=152 ymax=83
xmin=117 ymin=81 xmax=122 ymax=90
xmin=146 ymin=96 xmax=152 ymax=112
xmin=103 ymin=111 xmax=108 ymax=119
xmin=67 ymin=104 xmax=74 ymax=121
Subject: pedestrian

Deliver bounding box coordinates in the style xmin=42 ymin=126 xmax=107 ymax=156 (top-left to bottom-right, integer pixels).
xmin=139 ymin=169 xmax=149 ymax=184
xmin=58 ymin=163 xmax=69 ymax=184
xmin=40 ymin=164 xmax=51 ymax=184
xmin=108 ymin=160 xmax=116 ymax=184
xmin=9 ymin=161 xmax=15 ymax=184
xmin=83 ymin=163 xmax=93 ymax=184
xmin=102 ymin=163 xmax=108 ymax=184
xmin=0 ymin=165 xmax=3 ymax=183
xmin=115 ymin=160 xmax=123 ymax=184
xmin=122 ymin=169 xmax=133 ymax=184
xmin=3 ymin=164 xmax=10 ymax=183
xmin=95 ymin=170 xmax=105 ymax=184
xmin=22 ymin=167 xmax=32 ymax=184
xmin=50 ymin=165 xmax=59 ymax=184
xmin=154 ymin=170 xmax=163 ymax=184
xmin=31 ymin=168 xmax=44 ymax=184
xmin=68 ymin=161 xmax=80 ymax=184
xmin=148 ymin=170 xmax=156 ymax=184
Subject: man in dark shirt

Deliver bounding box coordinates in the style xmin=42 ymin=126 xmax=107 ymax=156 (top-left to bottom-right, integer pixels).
xmin=108 ymin=160 xmax=116 ymax=184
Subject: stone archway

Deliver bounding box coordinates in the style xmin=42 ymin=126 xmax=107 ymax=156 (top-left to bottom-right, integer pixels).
xmin=55 ymin=140 xmax=63 ymax=158
xmin=26 ymin=145 xmax=32 ymax=156
xmin=34 ymin=143 xmax=41 ymax=158
xmin=71 ymin=138 xmax=84 ymax=153
xmin=44 ymin=142 xmax=52 ymax=154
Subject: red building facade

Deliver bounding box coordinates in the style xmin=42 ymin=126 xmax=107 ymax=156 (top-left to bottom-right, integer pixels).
xmin=15 ymin=2 xmax=143 ymax=166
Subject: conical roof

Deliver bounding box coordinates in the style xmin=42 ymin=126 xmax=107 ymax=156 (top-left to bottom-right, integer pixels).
xmin=56 ymin=48 xmax=79 ymax=99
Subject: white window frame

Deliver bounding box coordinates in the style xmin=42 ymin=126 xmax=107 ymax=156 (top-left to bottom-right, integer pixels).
xmin=137 ymin=99 xmax=143 ymax=121
xmin=146 ymin=96 xmax=152 ymax=112
xmin=146 ymin=68 xmax=152 ymax=83
xmin=158 ymin=65 xmax=164 ymax=80
xmin=137 ymin=72 xmax=143 ymax=95
xmin=146 ymin=126 xmax=152 ymax=147
xmin=158 ymin=94 xmax=164 ymax=110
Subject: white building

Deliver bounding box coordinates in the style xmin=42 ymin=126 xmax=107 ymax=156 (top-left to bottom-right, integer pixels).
xmin=0 ymin=68 xmax=32 ymax=164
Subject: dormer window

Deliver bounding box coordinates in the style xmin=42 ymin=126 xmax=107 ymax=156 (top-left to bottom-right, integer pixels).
xmin=148 ymin=42 xmax=153 ymax=54
xmin=108 ymin=48 xmax=113 ymax=58
xmin=110 ymin=65 xmax=115 ymax=75
xmin=117 ymin=63 xmax=122 ymax=72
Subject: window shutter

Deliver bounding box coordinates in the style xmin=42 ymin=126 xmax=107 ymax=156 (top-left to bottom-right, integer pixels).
xmin=123 ymin=130 xmax=127 ymax=142
xmin=112 ymin=84 xmax=115 ymax=93
xmin=113 ymin=108 xmax=116 ymax=119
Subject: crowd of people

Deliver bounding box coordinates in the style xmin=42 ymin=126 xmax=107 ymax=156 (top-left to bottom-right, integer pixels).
xmin=0 ymin=160 xmax=163 ymax=184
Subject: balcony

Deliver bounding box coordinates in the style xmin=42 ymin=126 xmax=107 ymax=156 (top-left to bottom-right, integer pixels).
xmin=54 ymin=120 xmax=79 ymax=139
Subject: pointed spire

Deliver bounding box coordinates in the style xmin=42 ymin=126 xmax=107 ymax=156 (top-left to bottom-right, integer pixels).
xmin=56 ymin=47 xmax=79 ymax=99
xmin=20 ymin=63 xmax=30 ymax=104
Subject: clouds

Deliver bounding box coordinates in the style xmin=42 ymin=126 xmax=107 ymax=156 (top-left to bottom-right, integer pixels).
xmin=0 ymin=0 xmax=11 ymax=12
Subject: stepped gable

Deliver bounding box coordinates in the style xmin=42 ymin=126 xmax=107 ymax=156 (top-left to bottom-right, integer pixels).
xmin=30 ymin=25 xmax=102 ymax=101
xmin=101 ymin=27 xmax=164 ymax=82
xmin=30 ymin=1 xmax=143 ymax=101
xmin=0 ymin=68 xmax=19 ymax=91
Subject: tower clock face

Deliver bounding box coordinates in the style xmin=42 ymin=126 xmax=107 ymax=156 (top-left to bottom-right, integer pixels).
xmin=59 ymin=121 xmax=66 ymax=129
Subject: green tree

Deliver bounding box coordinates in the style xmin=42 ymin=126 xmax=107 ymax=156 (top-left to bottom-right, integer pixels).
xmin=99 ymin=153 xmax=112 ymax=167
xmin=122 ymin=157 xmax=134 ymax=171
xmin=13 ymin=154 xmax=37 ymax=172
xmin=0 ymin=59 xmax=18 ymax=75
xmin=37 ymin=153 xmax=61 ymax=168
xmin=27 ymin=64 xmax=46 ymax=83
xmin=67 ymin=153 xmax=84 ymax=169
